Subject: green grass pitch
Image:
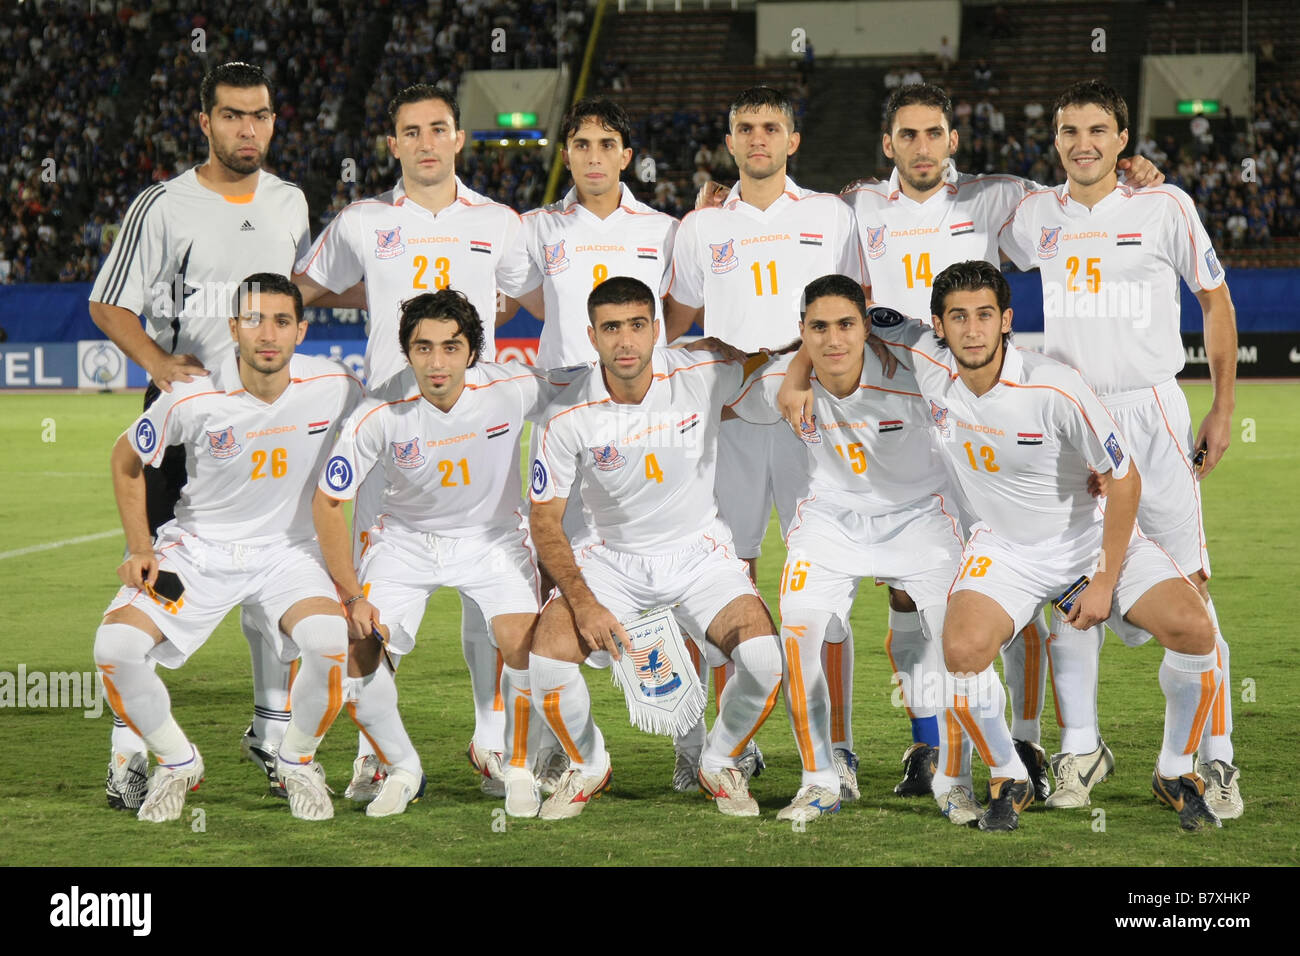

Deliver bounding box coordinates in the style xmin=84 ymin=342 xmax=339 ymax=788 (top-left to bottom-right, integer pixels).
xmin=0 ymin=383 xmax=1296 ymax=866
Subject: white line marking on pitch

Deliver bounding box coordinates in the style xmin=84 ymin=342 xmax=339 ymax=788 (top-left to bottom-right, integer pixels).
xmin=0 ymin=529 xmax=120 ymax=561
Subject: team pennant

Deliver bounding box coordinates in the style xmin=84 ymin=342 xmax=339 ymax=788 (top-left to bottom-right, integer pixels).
xmin=608 ymin=606 xmax=705 ymax=737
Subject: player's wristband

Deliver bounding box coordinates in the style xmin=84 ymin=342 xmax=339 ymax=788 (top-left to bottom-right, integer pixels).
xmin=343 ymin=594 xmax=365 ymax=608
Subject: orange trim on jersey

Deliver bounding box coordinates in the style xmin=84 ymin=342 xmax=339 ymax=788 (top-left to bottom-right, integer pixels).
xmin=883 ymin=629 xmax=915 ymax=719
xmin=314 ymin=664 xmax=344 ymax=737
xmin=1125 ymin=188 xmax=1218 ymax=289
xmin=351 ymin=394 xmax=423 ymax=437
xmin=137 ymin=388 xmax=224 ymax=467
xmin=997 ymin=378 xmax=1125 ymax=455
xmin=1184 ymin=669 xmax=1218 ymax=754
xmin=782 ymin=494 xmax=817 ymax=545
xmin=944 ymin=709 xmax=965 ymax=777
xmin=952 ymin=694 xmax=996 ymax=767
xmin=825 ymin=639 xmax=847 ymax=742
xmin=510 ymin=695 xmax=531 ymax=768
xmin=543 ymin=691 xmax=583 ymax=762
xmin=465 ymin=370 xmax=551 ymax=393
xmin=345 ymin=701 xmax=389 ymax=764
xmin=222 ymin=193 xmax=255 ymax=204
xmin=728 ymin=679 xmax=781 ymax=759
xmin=784 ymin=635 xmax=816 ymax=770
xmin=931 ymin=492 xmax=964 ymax=544
xmin=1020 ymin=621 xmax=1041 ymax=720
xmin=100 ymin=673 xmax=144 ymax=738
xmin=1151 ymin=386 xmax=1209 ymax=574
xmin=889 ymin=341 xmax=961 ymax=381
xmin=492 ymin=650 xmax=505 ymax=713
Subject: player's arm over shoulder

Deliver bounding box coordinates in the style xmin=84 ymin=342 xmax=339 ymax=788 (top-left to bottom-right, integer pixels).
xmin=725 ymin=352 xmax=786 ymax=425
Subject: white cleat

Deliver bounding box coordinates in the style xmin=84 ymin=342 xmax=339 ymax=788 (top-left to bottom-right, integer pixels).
xmin=535 ymin=748 xmax=569 ymax=797
xmin=137 ymin=747 xmax=204 ymax=823
xmin=365 ymin=767 xmax=424 ymax=818
xmin=776 ymin=784 xmax=840 ymax=823
xmin=936 ymin=785 xmax=983 ymax=826
xmin=467 ymin=740 xmax=506 ymax=797
xmin=538 ymin=764 xmax=613 ymax=820
xmin=1196 ymin=758 xmax=1243 ymax=820
xmin=503 ymin=766 xmax=542 ymax=818
xmin=672 ymin=747 xmax=701 ymax=792
xmin=697 ymin=766 xmax=759 ymax=817
xmin=278 ymin=759 xmax=334 ymax=821
xmin=343 ymin=754 xmax=385 ymax=802
xmin=833 ymin=747 xmax=860 ymax=803
xmin=1046 ymin=740 xmax=1115 ymax=808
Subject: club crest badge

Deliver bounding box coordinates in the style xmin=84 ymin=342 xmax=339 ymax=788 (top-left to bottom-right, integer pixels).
xmin=590 ymin=443 xmax=626 ymax=471
xmin=391 ymin=438 xmax=426 ymax=469
xmin=1037 ymin=226 xmax=1061 ymax=260
xmin=542 ymin=240 xmax=570 ymax=276
xmin=709 ymin=238 xmax=738 ymax=274
xmin=206 ymin=426 xmax=242 ymax=459
xmin=374 ymin=227 xmax=405 ymax=259
xmin=865 ymin=225 xmax=887 ymax=260
xmin=930 ymin=400 xmax=952 ymax=439
xmin=630 ymin=639 xmax=683 ymax=698
xmin=797 ymin=415 xmax=821 ymax=445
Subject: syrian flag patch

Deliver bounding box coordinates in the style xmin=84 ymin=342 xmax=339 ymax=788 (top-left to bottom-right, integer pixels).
xmin=486 ymin=422 xmax=510 ymax=440
xmin=637 ymin=246 xmax=658 ymax=259
xmin=308 ymin=420 xmax=331 ymax=435
xmin=1116 ymin=232 xmax=1142 ymax=246
xmin=470 ymin=240 xmax=492 ymax=255
xmin=878 ymin=420 xmax=903 ymax=433
xmin=799 ymin=232 xmax=823 ymax=246
xmin=1017 ymin=432 xmax=1043 ymax=445
xmin=949 ymin=220 xmax=975 ymax=237
xmin=678 ymin=413 xmax=699 ymax=433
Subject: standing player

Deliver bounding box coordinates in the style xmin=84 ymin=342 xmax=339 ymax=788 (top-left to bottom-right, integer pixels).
xmin=92 ymin=274 xmax=363 ymax=822
xmin=999 ymin=80 xmax=1242 ymax=818
xmin=88 ymin=62 xmax=331 ymax=808
xmin=727 ymin=275 xmax=965 ymax=822
xmin=869 ymin=260 xmax=1222 ymax=832
xmin=529 ymin=277 xmax=783 ymax=819
xmin=294 ymin=84 xmax=534 ymax=800
xmin=312 ymin=290 xmax=560 ymax=817
xmin=665 ymin=86 xmax=863 ymax=799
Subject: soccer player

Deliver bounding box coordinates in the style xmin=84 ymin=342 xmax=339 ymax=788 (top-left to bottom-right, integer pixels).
xmin=727 ymin=275 xmax=964 ymax=822
xmin=529 ymin=277 xmax=783 ymax=819
xmin=666 ymin=86 xmax=863 ymax=798
xmin=92 ymin=274 xmax=364 ymax=822
xmin=998 ymin=80 xmax=1243 ymax=818
xmin=88 ymin=62 xmax=336 ymax=808
xmin=867 ymin=260 xmax=1223 ymax=832
xmin=312 ymin=290 xmax=561 ymax=817
xmin=294 ymin=83 xmax=534 ymax=800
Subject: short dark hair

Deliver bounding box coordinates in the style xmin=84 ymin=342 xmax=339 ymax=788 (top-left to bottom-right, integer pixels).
xmin=561 ymin=97 xmax=633 ymax=150
xmin=388 ymin=84 xmax=461 ymax=133
xmin=1053 ymin=79 xmax=1129 ymax=135
xmin=930 ymin=260 xmax=1012 ymax=347
xmin=399 ymin=289 xmax=484 ymax=365
xmin=884 ymin=83 xmax=953 ymax=134
xmin=201 ymin=62 xmax=273 ymax=115
xmin=801 ymin=274 xmax=867 ymax=320
xmin=729 ymin=86 xmax=796 ymax=133
xmin=233 ymin=272 xmax=302 ymax=321
xmin=587 ymin=276 xmax=655 ymax=324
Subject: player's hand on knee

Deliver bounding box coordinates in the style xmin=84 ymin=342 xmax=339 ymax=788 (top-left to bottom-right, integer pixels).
xmin=696 ymin=180 xmax=730 ymax=210
xmin=1067 ymin=576 xmax=1115 ymax=631
xmin=147 ymin=353 xmax=209 ymax=393
xmin=118 ymin=552 xmax=157 ymax=590
xmin=346 ymin=597 xmax=380 ymax=641
xmin=1117 ymin=155 xmax=1165 ymax=188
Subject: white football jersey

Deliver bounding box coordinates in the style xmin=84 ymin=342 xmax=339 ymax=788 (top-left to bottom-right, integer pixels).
xmin=295 ymin=177 xmax=531 ymax=390
xmin=843 ymin=164 xmax=1036 ymax=318
xmin=515 ymin=183 xmax=677 ymax=367
xmin=126 ymin=353 xmax=363 ymax=544
xmin=90 ymin=168 xmax=311 ymax=370
xmin=667 ymin=176 xmax=863 ymax=352
xmin=999 ymin=182 xmax=1226 ymax=394
xmin=320 ymin=361 xmax=563 ymax=537
xmin=531 ymin=348 xmax=743 ymax=553
xmin=871 ymin=313 xmax=1132 ymax=548
xmin=727 ymin=350 xmax=951 ymax=515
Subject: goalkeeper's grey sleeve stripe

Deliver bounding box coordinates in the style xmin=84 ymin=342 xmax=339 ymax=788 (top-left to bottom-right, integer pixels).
xmin=102 ymin=182 xmax=166 ymax=306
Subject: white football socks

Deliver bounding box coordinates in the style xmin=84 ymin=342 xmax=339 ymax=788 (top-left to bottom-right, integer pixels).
xmin=528 ymin=654 xmax=607 ymax=774
xmin=277 ymin=615 xmax=347 ymax=765
xmin=702 ymin=634 xmax=781 ymax=774
xmin=1157 ymin=648 xmax=1221 ymax=778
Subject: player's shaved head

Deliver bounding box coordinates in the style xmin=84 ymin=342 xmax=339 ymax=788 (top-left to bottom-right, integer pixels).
xmin=1053 ymin=80 xmax=1129 ymax=135
xmin=399 ymin=289 xmax=484 ymax=365
xmin=587 ymin=276 xmax=655 ymax=325
xmin=729 ymin=86 xmax=796 ymax=133
xmin=389 ymin=84 xmax=461 ymax=132
xmin=201 ymin=62 xmax=273 ymax=115
xmin=562 ymin=98 xmax=633 ymax=150
xmin=884 ymin=83 xmax=953 ymax=134
xmin=801 ymin=274 xmax=867 ymax=320
xmin=233 ymin=272 xmax=302 ymax=322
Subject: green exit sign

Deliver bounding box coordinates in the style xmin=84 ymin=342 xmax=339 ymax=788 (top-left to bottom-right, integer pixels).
xmin=1177 ymin=99 xmax=1220 ymax=114
xmin=496 ymin=112 xmax=538 ymax=128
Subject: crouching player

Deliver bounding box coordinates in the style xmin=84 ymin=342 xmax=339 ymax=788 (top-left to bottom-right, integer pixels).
xmin=93 ymin=273 xmax=364 ymax=822
xmin=865 ymin=261 xmax=1222 ymax=831
xmin=312 ymin=289 xmax=564 ymax=818
xmin=529 ymin=276 xmax=783 ymax=819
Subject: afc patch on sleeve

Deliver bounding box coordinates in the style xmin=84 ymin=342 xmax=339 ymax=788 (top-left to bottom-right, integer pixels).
xmin=134 ymin=419 xmax=157 ymax=454
xmin=530 ymin=458 xmax=548 ymax=496
xmin=1205 ymin=249 xmax=1222 ymax=280
xmin=324 ymin=455 xmax=354 ymax=492
xmin=867 ymin=305 xmax=905 ymax=328
xmin=1104 ymin=433 xmax=1125 ymax=468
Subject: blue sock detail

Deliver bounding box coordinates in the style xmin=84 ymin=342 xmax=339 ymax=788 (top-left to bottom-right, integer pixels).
xmin=912 ymin=716 xmax=939 ymax=748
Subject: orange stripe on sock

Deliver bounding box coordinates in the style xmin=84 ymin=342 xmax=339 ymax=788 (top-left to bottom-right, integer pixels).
xmin=286 ymin=658 xmax=301 ymax=712
xmin=944 ymin=710 xmax=964 ymax=777
xmin=492 ymin=651 xmax=505 ymax=713
xmin=687 ymin=639 xmax=701 ymax=674
xmin=729 ymin=681 xmax=781 ymax=759
xmin=784 ymin=636 xmax=816 ymax=770
xmin=952 ymin=694 xmax=996 ymax=767
xmin=345 ymin=701 xmax=389 ymax=765
xmin=314 ymin=664 xmax=344 ymax=737
xmin=883 ymin=629 xmax=915 ymax=720
xmin=1183 ymin=669 xmax=1218 ymax=754
xmin=100 ymin=673 xmax=143 ymax=738
xmin=1021 ymin=622 xmax=1040 ymax=720
xmin=543 ymin=691 xmax=583 ymax=762
xmin=713 ymin=664 xmax=728 ymax=699
xmin=826 ymin=640 xmax=847 ymax=740
xmin=1046 ymin=633 xmax=1064 ymax=729
xmin=510 ymin=695 xmax=531 ymax=768
xmin=1211 ymin=645 xmax=1227 ymax=737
